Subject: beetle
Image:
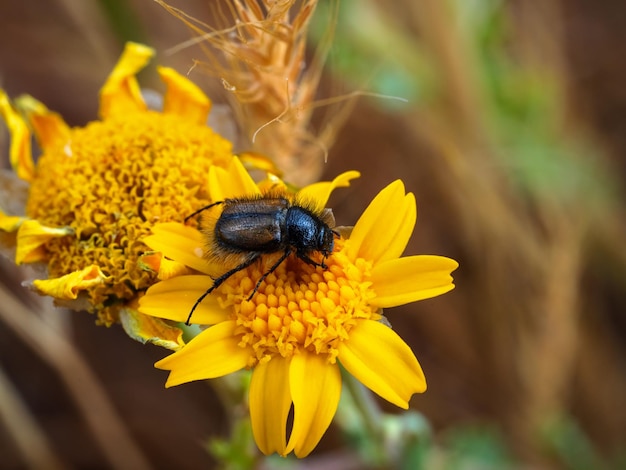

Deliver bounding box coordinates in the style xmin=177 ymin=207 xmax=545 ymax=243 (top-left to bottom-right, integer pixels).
xmin=184 ymin=195 xmax=337 ymax=325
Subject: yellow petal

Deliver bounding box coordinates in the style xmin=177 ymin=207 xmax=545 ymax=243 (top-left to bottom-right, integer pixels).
xmin=155 ymin=321 xmax=249 ymax=387
xmin=143 ymin=223 xmax=211 ymax=275
xmin=286 ymin=354 xmax=341 ymax=458
xmin=0 ymin=210 xmax=25 ymax=232
xmin=14 ymin=95 xmax=70 ymax=151
xmin=119 ymin=307 xmax=185 ymax=351
xmin=346 ymin=180 xmax=412 ymax=263
xmin=208 ymin=157 xmax=261 ymax=201
xmin=32 ymin=265 xmax=109 ymax=300
xmin=0 ymin=90 xmax=35 ymax=181
xmin=137 ymin=251 xmax=190 ymax=280
xmin=338 ymin=320 xmax=426 ymax=409
xmin=158 ymin=66 xmax=212 ymax=125
xmin=255 ymin=172 xmax=288 ymax=196
xmin=99 ymin=42 xmax=153 ymax=119
xmin=139 ymin=275 xmax=228 ymax=325
xmin=364 ymin=191 xmax=416 ymax=264
xmin=250 ymin=357 xmax=292 ymax=456
xmin=371 ymin=255 xmax=458 ymax=308
xmin=16 ymin=220 xmax=73 ymax=264
xmin=296 ymin=170 xmax=361 ymax=212
xmin=237 ymin=151 xmax=282 ymax=176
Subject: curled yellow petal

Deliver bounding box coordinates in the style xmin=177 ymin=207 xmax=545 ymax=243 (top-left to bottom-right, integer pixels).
xmin=14 ymin=94 xmax=70 ymax=151
xmin=238 ymin=151 xmax=282 ymax=177
xmin=363 ymin=191 xmax=416 ymax=264
xmin=99 ymin=42 xmax=153 ymax=119
xmin=16 ymin=220 xmax=73 ymax=264
xmin=371 ymin=255 xmax=458 ymax=308
xmin=287 ymin=354 xmax=341 ymax=458
xmin=296 ymin=170 xmax=361 ymax=212
xmin=119 ymin=307 xmax=185 ymax=351
xmin=256 ymin=172 xmax=288 ymax=196
xmin=155 ymin=321 xmax=249 ymax=387
xmin=143 ymin=223 xmax=210 ymax=275
xmin=346 ymin=180 xmax=408 ymax=262
xmin=139 ymin=275 xmax=229 ymax=325
xmin=0 ymin=210 xmax=25 ymax=232
xmin=208 ymin=157 xmax=261 ymax=201
xmin=137 ymin=251 xmax=190 ymax=280
xmin=32 ymin=265 xmax=109 ymax=300
xmin=0 ymin=90 xmax=35 ymax=182
xmin=158 ymin=66 xmax=211 ymax=125
xmin=250 ymin=357 xmax=292 ymax=456
xmin=338 ymin=320 xmax=426 ymax=409
xmin=137 ymin=251 xmax=162 ymax=272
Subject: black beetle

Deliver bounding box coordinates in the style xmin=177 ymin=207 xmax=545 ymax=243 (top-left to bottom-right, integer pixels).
xmin=184 ymin=195 xmax=337 ymax=325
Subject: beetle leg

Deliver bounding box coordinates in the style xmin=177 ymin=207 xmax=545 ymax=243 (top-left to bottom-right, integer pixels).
xmin=297 ymin=252 xmax=327 ymax=269
xmin=248 ymin=248 xmax=292 ymax=301
xmin=185 ymin=252 xmax=261 ymax=325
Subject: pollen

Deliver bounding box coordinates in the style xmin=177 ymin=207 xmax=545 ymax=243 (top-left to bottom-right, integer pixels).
xmin=218 ymin=240 xmax=380 ymax=366
xmin=26 ymin=111 xmax=232 ymax=324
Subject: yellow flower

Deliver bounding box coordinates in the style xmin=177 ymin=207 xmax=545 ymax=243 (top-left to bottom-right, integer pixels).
xmin=139 ymin=158 xmax=459 ymax=457
xmin=0 ymin=42 xmax=233 ymax=343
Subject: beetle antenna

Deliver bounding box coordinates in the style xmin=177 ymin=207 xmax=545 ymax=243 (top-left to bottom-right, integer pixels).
xmin=184 ymin=200 xmax=225 ymax=223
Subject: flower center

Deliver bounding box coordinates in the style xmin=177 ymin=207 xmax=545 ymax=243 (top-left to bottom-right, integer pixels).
xmin=216 ymin=240 xmax=380 ymax=366
xmin=26 ymin=111 xmax=232 ymax=323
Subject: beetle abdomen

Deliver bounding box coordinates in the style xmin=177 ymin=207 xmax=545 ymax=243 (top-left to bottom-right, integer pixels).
xmin=215 ymin=197 xmax=289 ymax=252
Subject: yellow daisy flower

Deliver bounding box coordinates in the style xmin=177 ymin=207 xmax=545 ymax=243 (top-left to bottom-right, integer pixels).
xmin=0 ymin=42 xmax=234 ymax=346
xmin=139 ymin=158 xmax=459 ymax=457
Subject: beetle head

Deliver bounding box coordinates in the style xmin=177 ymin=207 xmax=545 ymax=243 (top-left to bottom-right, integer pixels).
xmin=317 ymin=225 xmax=335 ymax=257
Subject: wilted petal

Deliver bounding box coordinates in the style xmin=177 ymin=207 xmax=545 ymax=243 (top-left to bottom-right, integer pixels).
xmin=137 ymin=251 xmax=190 ymax=280
xmin=16 ymin=220 xmax=73 ymax=264
xmin=158 ymin=66 xmax=211 ymax=125
xmin=0 ymin=210 xmax=25 ymax=232
xmin=0 ymin=90 xmax=35 ymax=181
xmin=287 ymin=354 xmax=342 ymax=457
xmin=338 ymin=320 xmax=426 ymax=409
xmin=371 ymin=255 xmax=458 ymax=308
xmin=119 ymin=307 xmax=185 ymax=351
xmin=250 ymin=357 xmax=292 ymax=456
xmin=14 ymin=95 xmax=70 ymax=151
xmin=155 ymin=321 xmax=249 ymax=387
xmin=99 ymin=42 xmax=153 ymax=119
xmin=138 ymin=275 xmax=228 ymax=325
xmin=32 ymin=265 xmax=109 ymax=300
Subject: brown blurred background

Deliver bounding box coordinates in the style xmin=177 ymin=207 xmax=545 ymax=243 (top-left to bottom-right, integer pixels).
xmin=1 ymin=0 xmax=625 ymax=469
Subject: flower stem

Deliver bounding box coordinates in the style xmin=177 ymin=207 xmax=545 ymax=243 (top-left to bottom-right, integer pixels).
xmin=338 ymin=365 xmax=386 ymax=462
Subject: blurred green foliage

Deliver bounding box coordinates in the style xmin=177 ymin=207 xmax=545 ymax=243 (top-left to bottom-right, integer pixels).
xmin=97 ymin=0 xmax=147 ymax=44
xmin=311 ymin=0 xmax=619 ymax=211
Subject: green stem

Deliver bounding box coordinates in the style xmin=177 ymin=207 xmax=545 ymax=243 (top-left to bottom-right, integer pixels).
xmin=338 ymin=365 xmax=387 ymax=464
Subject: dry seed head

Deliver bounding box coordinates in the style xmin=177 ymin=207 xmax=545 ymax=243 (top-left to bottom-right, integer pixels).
xmin=157 ymin=0 xmax=334 ymax=186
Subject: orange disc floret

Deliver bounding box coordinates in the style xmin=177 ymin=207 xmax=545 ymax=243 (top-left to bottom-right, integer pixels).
xmin=216 ymin=239 xmax=380 ymax=366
